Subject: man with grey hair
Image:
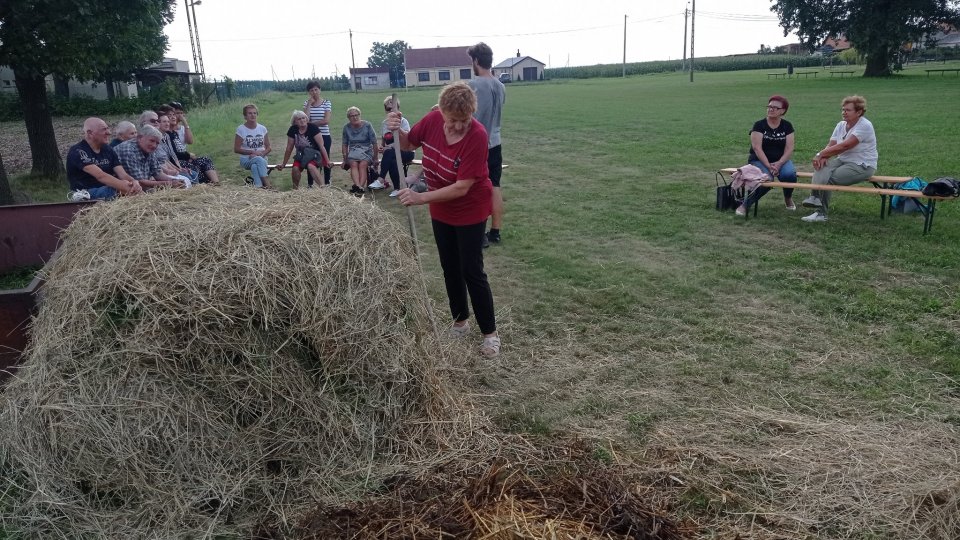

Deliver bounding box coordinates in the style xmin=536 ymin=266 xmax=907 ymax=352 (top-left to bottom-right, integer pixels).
xmin=66 ymin=117 xmax=143 ymax=200
xmin=467 ymin=42 xmax=506 ymax=247
xmin=115 ymin=125 xmax=186 ymax=190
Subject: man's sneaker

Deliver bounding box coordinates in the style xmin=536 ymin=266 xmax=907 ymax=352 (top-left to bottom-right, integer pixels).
xmin=801 ymin=211 xmax=828 ymax=222
xmin=389 ymin=189 xmax=401 ymax=197
xmin=68 ymin=189 xmax=90 ymax=202
xmin=244 ymin=176 xmax=254 ymax=186
xmin=487 ymin=230 xmax=501 ymax=244
xmin=368 ymin=179 xmax=385 ymax=190
xmin=801 ymin=196 xmax=823 ymax=208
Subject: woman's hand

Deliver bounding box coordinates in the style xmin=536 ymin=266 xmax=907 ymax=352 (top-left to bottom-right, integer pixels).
xmin=768 ymin=162 xmax=781 ymax=177
xmin=385 ymin=112 xmax=403 ymax=132
xmin=397 ymin=188 xmax=424 ymax=206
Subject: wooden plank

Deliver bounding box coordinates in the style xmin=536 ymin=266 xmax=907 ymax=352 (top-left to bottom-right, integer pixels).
xmin=759 ymin=181 xmax=954 ymax=200
xmin=718 ymin=168 xmax=911 ymax=184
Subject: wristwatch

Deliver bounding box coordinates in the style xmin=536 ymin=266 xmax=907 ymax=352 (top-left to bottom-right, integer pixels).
xmin=815 ymin=152 xmax=822 ymax=158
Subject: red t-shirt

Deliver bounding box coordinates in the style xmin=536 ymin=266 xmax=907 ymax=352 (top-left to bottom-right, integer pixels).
xmin=407 ymin=110 xmax=492 ymax=226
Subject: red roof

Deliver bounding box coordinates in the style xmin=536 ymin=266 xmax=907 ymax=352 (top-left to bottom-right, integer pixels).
xmin=405 ymin=46 xmax=472 ymax=69
xmin=822 ymin=36 xmax=851 ymax=51
xmin=349 ymin=67 xmax=389 ymax=75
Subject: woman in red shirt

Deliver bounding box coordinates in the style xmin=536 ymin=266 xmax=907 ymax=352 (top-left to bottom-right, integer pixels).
xmin=387 ymin=82 xmax=500 ymax=358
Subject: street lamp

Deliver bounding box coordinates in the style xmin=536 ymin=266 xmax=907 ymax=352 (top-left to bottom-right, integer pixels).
xmin=185 ymin=0 xmax=206 ymax=81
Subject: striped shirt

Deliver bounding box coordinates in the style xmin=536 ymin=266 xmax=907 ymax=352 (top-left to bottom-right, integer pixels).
xmin=304 ymin=99 xmax=332 ymax=136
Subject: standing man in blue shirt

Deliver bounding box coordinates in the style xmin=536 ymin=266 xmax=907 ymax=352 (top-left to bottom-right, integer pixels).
xmin=467 ymin=42 xmax=506 ymax=247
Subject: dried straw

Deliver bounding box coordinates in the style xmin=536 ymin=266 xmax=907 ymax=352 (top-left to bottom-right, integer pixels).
xmin=0 ymin=187 xmax=484 ymax=537
xmin=298 ymin=440 xmax=688 ymax=539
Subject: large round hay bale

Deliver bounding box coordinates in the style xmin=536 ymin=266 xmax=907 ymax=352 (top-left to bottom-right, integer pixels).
xmin=0 ymin=188 xmax=470 ymax=537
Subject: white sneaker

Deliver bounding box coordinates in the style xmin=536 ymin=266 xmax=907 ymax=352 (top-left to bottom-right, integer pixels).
xmin=801 ymin=196 xmax=823 ymax=208
xmin=68 ymin=189 xmax=90 ymax=202
xmin=801 ymin=211 xmax=828 ymax=222
xmin=389 ymin=190 xmax=401 ymax=197
xmin=368 ymin=179 xmax=385 ymax=190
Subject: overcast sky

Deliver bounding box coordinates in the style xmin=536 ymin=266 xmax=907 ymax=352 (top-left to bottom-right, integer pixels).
xmin=163 ymin=0 xmax=800 ymax=81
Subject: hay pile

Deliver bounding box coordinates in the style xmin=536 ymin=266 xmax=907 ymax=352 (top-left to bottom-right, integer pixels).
xmin=298 ymin=441 xmax=688 ymax=540
xmin=0 ymin=188 xmax=478 ymax=537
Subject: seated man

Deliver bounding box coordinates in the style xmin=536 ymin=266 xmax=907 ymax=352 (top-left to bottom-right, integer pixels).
xmin=114 ymin=125 xmax=186 ymax=190
xmin=137 ymin=109 xmax=193 ymax=182
xmin=66 ymin=117 xmax=143 ymax=201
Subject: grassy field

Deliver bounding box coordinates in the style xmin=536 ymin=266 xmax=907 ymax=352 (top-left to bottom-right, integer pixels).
xmin=6 ymin=63 xmax=960 ymax=538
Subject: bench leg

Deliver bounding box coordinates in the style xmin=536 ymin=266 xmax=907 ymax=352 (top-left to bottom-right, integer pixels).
xmin=924 ymin=200 xmax=937 ymax=234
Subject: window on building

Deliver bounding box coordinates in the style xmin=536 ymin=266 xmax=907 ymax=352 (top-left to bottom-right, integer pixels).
xmin=418 ymin=72 xmax=430 ymax=82
xmin=438 ymin=71 xmax=451 ymax=81
xmin=364 ymin=76 xmax=378 ymax=85
xmin=460 ymin=69 xmax=471 ymax=79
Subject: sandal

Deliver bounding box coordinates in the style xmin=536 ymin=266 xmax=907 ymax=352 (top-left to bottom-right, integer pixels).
xmin=449 ymin=320 xmax=471 ymax=338
xmin=480 ymin=335 xmax=501 ymax=358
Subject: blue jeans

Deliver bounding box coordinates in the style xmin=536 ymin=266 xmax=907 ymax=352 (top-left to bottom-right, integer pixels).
xmin=240 ymin=155 xmax=269 ymax=187
xmin=87 ymin=186 xmax=118 ymax=200
xmin=742 ymin=159 xmax=797 ymax=208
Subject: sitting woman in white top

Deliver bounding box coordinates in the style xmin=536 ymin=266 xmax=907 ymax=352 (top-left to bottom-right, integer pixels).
xmin=802 ymin=95 xmax=878 ymax=222
xmin=234 ymin=103 xmax=273 ymax=189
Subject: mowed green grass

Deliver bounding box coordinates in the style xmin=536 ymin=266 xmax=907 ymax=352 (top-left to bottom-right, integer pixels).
xmin=9 ymin=64 xmax=960 ymax=537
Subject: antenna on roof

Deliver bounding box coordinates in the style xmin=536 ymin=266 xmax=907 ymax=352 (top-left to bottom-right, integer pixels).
xmin=517 ymin=49 xmax=520 ymax=57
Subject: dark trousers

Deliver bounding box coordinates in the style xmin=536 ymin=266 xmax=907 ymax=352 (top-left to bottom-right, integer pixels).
xmin=318 ymin=134 xmax=332 ymax=185
xmin=380 ymin=148 xmax=416 ymax=190
xmin=432 ymin=219 xmax=496 ymax=334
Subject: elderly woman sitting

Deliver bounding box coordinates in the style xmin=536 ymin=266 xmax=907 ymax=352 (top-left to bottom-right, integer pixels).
xmin=167 ymin=112 xmax=219 ymax=185
xmin=279 ymin=110 xmax=331 ymax=189
xmin=110 ymin=121 xmax=137 ymax=147
xmin=341 ymin=106 xmax=378 ymax=195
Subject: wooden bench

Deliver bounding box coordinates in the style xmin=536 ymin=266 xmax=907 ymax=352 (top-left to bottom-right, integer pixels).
xmin=926 ymin=68 xmax=960 ymax=77
xmin=767 ymin=73 xmax=788 ymax=80
xmin=717 ymin=168 xmax=952 ymax=234
xmin=793 ymin=71 xmax=817 ymax=78
xmin=829 ymin=71 xmax=856 ymax=78
xmin=267 ymin=159 xmax=423 ymax=171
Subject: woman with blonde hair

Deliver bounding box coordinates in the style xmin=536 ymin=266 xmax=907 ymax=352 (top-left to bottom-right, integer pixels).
xmin=234 ymin=103 xmax=273 ymax=189
xmin=278 ymin=110 xmax=331 ymax=189
xmin=385 ymin=82 xmax=501 ymax=358
xmin=802 ymin=95 xmax=877 ymax=222
xmin=341 ymin=106 xmax=378 ymax=195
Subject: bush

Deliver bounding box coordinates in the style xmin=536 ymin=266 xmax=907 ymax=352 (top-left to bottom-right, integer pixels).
xmin=0 ymin=77 xmax=199 ymax=122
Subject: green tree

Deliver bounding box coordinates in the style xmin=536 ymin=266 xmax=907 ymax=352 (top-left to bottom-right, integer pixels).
xmin=367 ymin=40 xmax=410 ymax=87
xmin=0 ymin=0 xmax=176 ymax=179
xmin=771 ymin=0 xmax=960 ymax=77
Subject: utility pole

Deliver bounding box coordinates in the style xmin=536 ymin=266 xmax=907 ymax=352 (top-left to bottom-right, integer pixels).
xmin=189 ymin=0 xmax=205 ymax=80
xmin=184 ymin=0 xmax=200 ymax=79
xmin=682 ymin=5 xmax=689 ymax=71
xmin=622 ymin=14 xmax=627 ymax=78
xmin=689 ymin=0 xmax=696 ymax=83
xmin=349 ymin=29 xmax=357 ymax=93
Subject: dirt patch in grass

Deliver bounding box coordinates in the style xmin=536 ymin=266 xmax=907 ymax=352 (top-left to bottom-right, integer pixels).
xmin=0 ymin=116 xmax=126 ymax=175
